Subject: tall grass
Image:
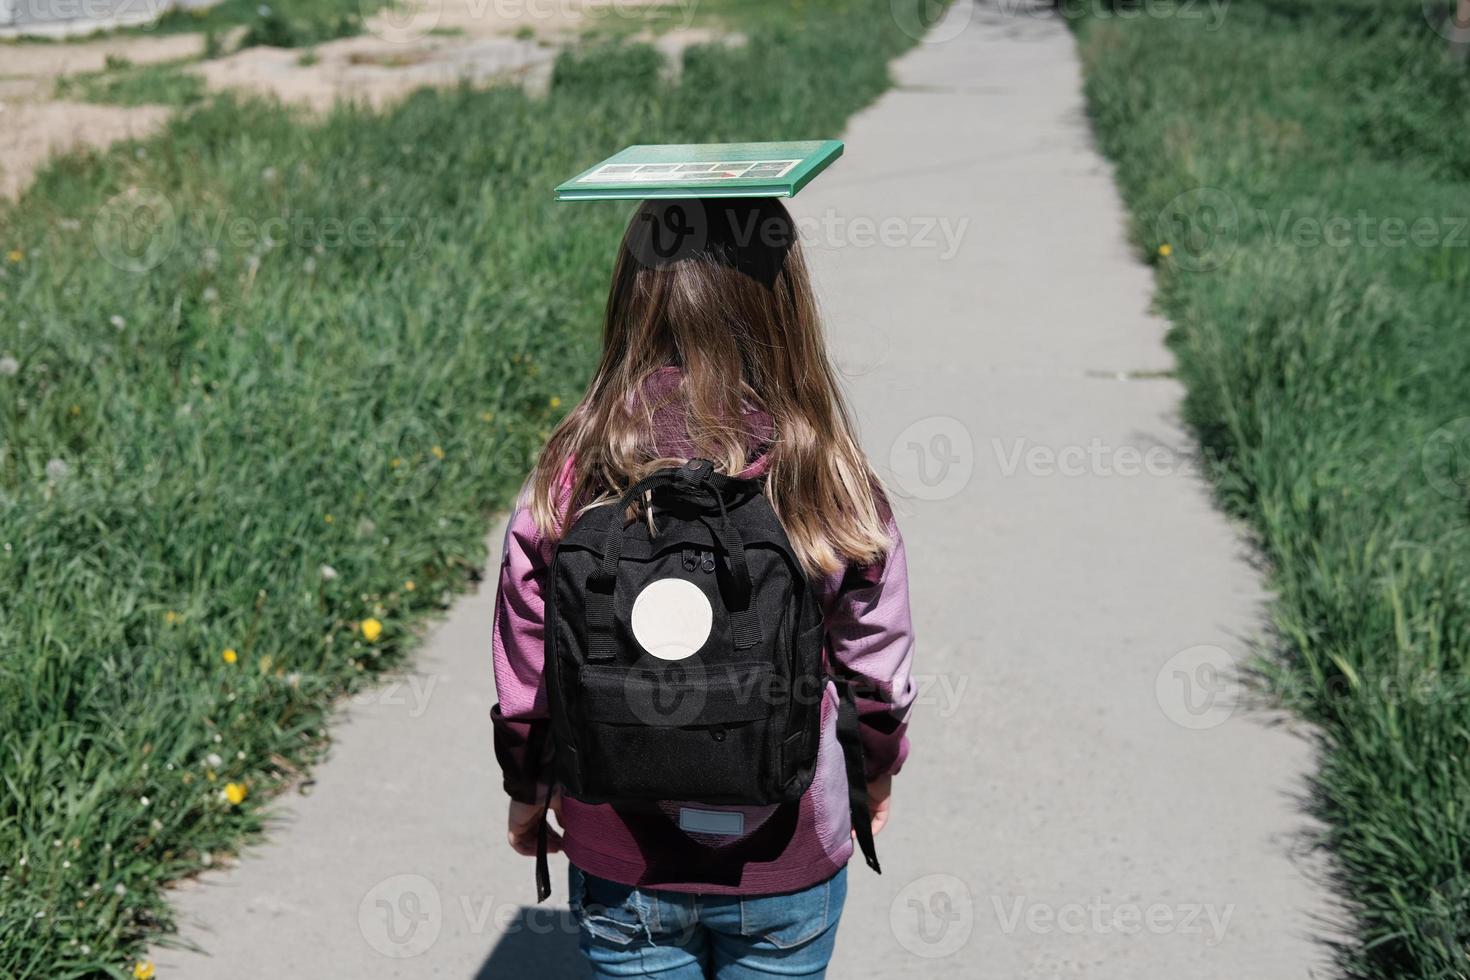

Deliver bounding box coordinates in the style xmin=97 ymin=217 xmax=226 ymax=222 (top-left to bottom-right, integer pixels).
xmin=0 ymin=2 xmax=928 ymax=976
xmin=1074 ymin=1 xmax=1470 ymax=976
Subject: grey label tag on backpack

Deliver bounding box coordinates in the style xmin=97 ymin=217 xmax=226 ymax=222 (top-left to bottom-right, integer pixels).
xmin=678 ymin=807 xmax=745 ymax=836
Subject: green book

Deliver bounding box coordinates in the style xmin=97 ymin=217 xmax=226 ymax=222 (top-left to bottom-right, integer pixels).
xmin=555 ymin=140 xmax=844 ymax=202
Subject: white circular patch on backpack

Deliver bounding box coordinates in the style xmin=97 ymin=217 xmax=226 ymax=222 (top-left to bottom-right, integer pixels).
xmin=631 ymin=578 xmax=712 ymax=661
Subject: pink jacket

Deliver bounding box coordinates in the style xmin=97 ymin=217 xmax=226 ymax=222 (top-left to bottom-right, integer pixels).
xmin=491 ymin=374 xmax=916 ymax=895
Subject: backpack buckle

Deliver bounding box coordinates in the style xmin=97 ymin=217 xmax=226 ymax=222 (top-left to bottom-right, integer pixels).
xmin=677 ymin=458 xmax=715 ymax=486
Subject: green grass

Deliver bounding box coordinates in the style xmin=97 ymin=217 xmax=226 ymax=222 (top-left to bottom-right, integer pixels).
xmin=0 ymin=2 xmax=927 ymax=976
xmin=1074 ymin=2 xmax=1470 ymax=977
xmin=55 ymin=57 xmax=206 ymax=108
xmin=144 ymin=0 xmax=373 ymax=47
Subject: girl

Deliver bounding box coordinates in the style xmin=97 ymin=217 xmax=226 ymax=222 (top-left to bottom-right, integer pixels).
xmin=491 ymin=196 xmax=915 ymax=978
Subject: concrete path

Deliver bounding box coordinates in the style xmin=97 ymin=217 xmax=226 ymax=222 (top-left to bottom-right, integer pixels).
xmin=151 ymin=2 xmax=1333 ymax=976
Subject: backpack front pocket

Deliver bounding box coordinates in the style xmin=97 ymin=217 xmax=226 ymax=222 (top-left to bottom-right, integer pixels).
xmin=576 ymin=661 xmax=778 ymax=804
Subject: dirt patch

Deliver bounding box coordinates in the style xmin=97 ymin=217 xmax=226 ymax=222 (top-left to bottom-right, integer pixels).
xmin=0 ymin=32 xmax=204 ymax=98
xmin=188 ymin=32 xmax=558 ymax=110
xmin=1 ymin=99 xmax=172 ymax=197
xmin=2 ymin=0 xmax=725 ymax=198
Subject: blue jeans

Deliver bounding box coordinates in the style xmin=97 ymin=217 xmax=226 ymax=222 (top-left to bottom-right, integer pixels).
xmin=569 ymin=864 xmax=847 ymax=978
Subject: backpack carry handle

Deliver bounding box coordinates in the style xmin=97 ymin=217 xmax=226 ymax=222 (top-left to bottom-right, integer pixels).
xmin=585 ymin=460 xmax=760 ymax=661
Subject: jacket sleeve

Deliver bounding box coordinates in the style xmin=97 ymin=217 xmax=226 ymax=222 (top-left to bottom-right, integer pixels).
xmin=825 ymin=519 xmax=917 ymax=781
xmin=490 ymin=501 xmax=555 ymax=805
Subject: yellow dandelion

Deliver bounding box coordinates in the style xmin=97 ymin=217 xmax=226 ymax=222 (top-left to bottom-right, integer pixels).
xmin=6 ymin=250 xmax=22 ymax=264
xmin=132 ymin=961 xmax=156 ymax=980
xmin=323 ymin=513 xmax=333 ymax=523
xmin=223 ymin=782 xmax=247 ymax=805
xmin=1157 ymin=243 xmax=1173 ymax=257
xmin=221 ymin=648 xmax=238 ymax=665
xmin=390 ymin=457 xmax=403 ymax=468
xmin=479 ymin=411 xmax=494 ymax=423
xmin=404 ymin=580 xmax=415 ymax=592
xmin=549 ymin=396 xmax=562 ymax=409
xmin=69 ymin=405 xmax=81 ymax=416
xmin=360 ymin=618 xmax=383 ymax=642
xmin=164 ymin=610 xmax=182 ymax=626
xmin=430 ymin=445 xmax=444 ymax=460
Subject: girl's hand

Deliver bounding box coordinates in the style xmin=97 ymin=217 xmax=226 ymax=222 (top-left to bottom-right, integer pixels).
xmin=866 ymin=774 xmax=892 ymax=836
xmin=507 ymin=789 xmax=563 ymax=856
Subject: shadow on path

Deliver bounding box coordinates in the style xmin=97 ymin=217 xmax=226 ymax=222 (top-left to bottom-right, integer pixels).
xmin=473 ymin=907 xmax=583 ymax=979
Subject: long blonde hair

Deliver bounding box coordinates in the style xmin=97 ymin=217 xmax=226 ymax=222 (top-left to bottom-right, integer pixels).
xmin=529 ymin=197 xmax=890 ymax=576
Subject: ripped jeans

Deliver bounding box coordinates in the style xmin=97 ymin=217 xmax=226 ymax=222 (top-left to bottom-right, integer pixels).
xmin=569 ymin=864 xmax=848 ymax=978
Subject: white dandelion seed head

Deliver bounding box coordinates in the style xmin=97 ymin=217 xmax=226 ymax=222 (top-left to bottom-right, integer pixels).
xmin=202 ymin=287 xmax=220 ymax=303
xmin=109 ymin=314 xmax=126 ymax=330
xmin=113 ymin=884 xmax=126 ymax=897
xmin=45 ymin=458 xmax=69 ymax=481
xmin=0 ymin=356 xmax=18 ymax=376
xmin=319 ymin=563 xmax=338 ymax=581
xmin=205 ymin=752 xmax=223 ymax=769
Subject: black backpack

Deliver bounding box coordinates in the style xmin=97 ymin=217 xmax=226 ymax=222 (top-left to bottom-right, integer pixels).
xmin=533 ymin=458 xmax=879 ymax=900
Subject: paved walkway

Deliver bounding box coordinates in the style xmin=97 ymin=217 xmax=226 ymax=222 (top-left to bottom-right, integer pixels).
xmin=151 ymin=3 xmax=1332 ymax=976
